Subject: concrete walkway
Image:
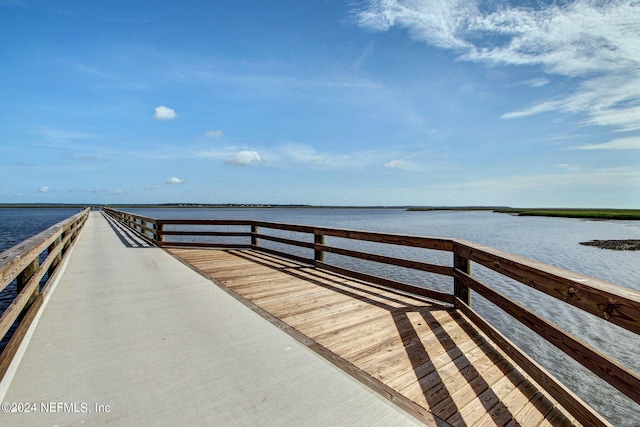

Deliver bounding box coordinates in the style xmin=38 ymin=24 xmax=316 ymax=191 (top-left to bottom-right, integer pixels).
xmin=0 ymin=212 xmax=422 ymax=426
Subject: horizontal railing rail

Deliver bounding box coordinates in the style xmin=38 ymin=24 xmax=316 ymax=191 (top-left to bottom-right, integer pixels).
xmin=103 ymin=207 xmax=639 ymax=426
xmin=0 ymin=207 xmax=90 ymax=380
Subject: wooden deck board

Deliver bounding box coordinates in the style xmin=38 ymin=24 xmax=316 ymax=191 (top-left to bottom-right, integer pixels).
xmin=167 ymin=248 xmax=582 ymax=426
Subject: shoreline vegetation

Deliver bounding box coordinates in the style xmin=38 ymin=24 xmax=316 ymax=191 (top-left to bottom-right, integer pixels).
xmin=579 ymin=240 xmax=640 ymax=251
xmin=407 ymin=207 xmax=640 ymax=220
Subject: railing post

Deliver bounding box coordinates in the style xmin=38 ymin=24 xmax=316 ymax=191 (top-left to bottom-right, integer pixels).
xmin=17 ymin=258 xmax=40 ymax=304
xmin=314 ymin=231 xmax=324 ymax=265
xmin=251 ymin=225 xmax=259 ymax=248
xmin=453 ymin=252 xmax=471 ymax=306
xmin=157 ymin=222 xmax=165 ymax=244
xmin=47 ymin=235 xmax=63 ymax=277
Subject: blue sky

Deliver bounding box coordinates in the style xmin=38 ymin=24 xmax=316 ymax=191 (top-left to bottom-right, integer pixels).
xmin=1 ymin=0 xmax=639 ymax=207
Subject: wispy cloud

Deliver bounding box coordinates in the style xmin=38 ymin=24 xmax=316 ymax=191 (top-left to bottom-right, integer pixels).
xmin=39 ymin=127 xmax=101 ymax=141
xmin=169 ymin=58 xmax=383 ymax=94
xmin=59 ymin=61 xmax=115 ymax=79
xmin=277 ymin=142 xmax=362 ymax=169
xmin=573 ymin=136 xmax=640 ymax=150
xmin=518 ymin=78 xmax=550 ymax=88
xmin=354 ymin=1 xmax=640 ymax=132
xmin=0 ymin=0 xmax=27 ymax=7
xmin=39 ymin=186 xmax=49 ymax=193
xmin=205 ymin=130 xmax=224 ymax=138
xmin=422 ymin=167 xmax=640 ymax=201
xmin=384 ymin=159 xmax=418 ymax=171
xmin=555 ymin=163 xmax=581 ymax=172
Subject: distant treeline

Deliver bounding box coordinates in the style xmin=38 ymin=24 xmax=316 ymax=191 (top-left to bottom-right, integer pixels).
xmin=407 ymin=207 xmax=640 ymax=220
xmin=494 ymin=208 xmax=640 ymax=220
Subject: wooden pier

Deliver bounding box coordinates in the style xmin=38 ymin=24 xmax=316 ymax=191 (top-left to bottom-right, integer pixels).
xmin=1 ymin=208 xmax=639 ymax=426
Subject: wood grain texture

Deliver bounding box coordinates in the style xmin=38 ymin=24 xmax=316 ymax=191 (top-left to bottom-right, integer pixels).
xmin=169 ymin=248 xmax=602 ymax=427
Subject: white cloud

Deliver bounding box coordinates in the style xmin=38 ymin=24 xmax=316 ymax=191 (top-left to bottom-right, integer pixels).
xmin=153 ymin=106 xmax=177 ymax=120
xmin=355 ymin=1 xmax=640 ymax=132
xmin=39 ymin=186 xmax=49 ymax=193
xmin=355 ymin=0 xmax=474 ymax=49
xmin=226 ymin=151 xmax=262 ymax=166
xmin=166 ymin=177 xmax=185 ymax=184
xmin=573 ymin=136 xmax=640 ymax=150
xmin=205 ymin=130 xmax=224 ymax=138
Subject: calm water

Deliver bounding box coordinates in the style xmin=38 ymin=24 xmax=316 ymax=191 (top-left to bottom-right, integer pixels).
xmin=1 ymin=207 xmax=639 ymax=424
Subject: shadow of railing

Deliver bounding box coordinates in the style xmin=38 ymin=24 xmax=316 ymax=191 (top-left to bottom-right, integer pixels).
xmin=102 ymin=213 xmax=153 ymax=249
xmin=226 ymin=249 xmax=519 ymax=426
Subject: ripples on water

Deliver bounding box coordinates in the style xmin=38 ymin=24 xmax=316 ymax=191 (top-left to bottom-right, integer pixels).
xmin=2 ymin=207 xmax=639 ymax=425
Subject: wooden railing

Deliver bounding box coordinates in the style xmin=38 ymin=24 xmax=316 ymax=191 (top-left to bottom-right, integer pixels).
xmin=0 ymin=208 xmax=89 ymax=380
xmin=103 ymin=208 xmax=639 ymax=426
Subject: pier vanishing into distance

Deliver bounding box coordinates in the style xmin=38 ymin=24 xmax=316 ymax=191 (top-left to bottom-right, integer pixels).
xmin=1 ymin=208 xmax=639 ymax=426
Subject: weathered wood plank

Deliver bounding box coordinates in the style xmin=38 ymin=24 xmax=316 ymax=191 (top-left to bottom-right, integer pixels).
xmin=455 ymin=298 xmax=610 ymax=427
xmin=340 ymin=310 xmax=462 ymax=365
xmin=292 ymin=267 xmax=437 ymax=308
xmin=385 ymin=328 xmax=484 ymax=394
xmin=257 ymin=291 xmax=350 ymax=318
xmin=281 ymin=299 xmax=380 ymax=329
xmin=441 ymin=359 xmax=516 ymax=425
xmin=228 ymin=282 xmax=309 ymax=301
xmin=442 ymin=359 xmax=522 ymax=425
xmin=292 ymin=309 xmax=391 ymax=340
xmin=317 ymin=261 xmax=454 ymax=304
xmin=230 ymin=249 xmax=303 ymax=268
xmin=168 ymin=248 xmax=594 ymax=427
xmin=472 ymin=369 xmax=529 ymax=427
xmin=509 ymin=391 xmax=553 ymax=427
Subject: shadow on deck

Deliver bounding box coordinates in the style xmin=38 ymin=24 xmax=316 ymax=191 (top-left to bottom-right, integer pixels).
xmin=167 ymin=248 xmax=580 ymax=427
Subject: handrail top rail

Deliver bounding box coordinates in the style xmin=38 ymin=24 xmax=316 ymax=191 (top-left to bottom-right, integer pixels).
xmin=0 ymin=208 xmax=89 ymax=273
xmin=453 ymin=239 xmax=640 ymax=304
xmin=101 ymin=207 xmax=157 ymax=224
xmin=109 ymin=210 xmax=455 ymax=251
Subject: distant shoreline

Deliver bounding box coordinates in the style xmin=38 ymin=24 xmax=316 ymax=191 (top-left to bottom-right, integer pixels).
xmin=2 ymin=204 xmax=639 ymax=220
xmin=408 ymin=207 xmax=640 ymax=220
